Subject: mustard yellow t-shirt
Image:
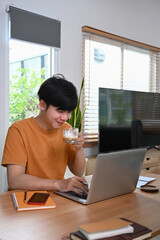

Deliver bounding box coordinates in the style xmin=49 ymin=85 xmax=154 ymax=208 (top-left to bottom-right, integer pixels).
xmin=2 ymin=117 xmax=76 ymax=180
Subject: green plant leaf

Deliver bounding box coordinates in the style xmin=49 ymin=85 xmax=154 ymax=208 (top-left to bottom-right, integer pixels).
xmin=67 ymin=78 xmax=85 ymax=132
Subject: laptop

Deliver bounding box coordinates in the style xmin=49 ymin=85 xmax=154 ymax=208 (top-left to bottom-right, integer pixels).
xmin=55 ymin=148 xmax=147 ymax=205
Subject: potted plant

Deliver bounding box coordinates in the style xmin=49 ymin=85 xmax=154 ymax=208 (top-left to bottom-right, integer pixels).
xmin=67 ymin=78 xmax=86 ymax=132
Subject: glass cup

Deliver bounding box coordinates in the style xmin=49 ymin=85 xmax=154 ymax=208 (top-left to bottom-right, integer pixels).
xmin=63 ymin=128 xmax=78 ymax=144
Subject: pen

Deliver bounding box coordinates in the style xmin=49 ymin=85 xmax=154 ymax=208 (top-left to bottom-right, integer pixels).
xmin=24 ymin=190 xmax=27 ymax=203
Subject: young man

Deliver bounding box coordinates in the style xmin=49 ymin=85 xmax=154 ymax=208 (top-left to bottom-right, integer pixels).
xmin=1 ymin=74 xmax=88 ymax=195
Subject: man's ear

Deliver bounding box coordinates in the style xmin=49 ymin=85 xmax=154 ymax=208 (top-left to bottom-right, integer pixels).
xmin=39 ymin=100 xmax=47 ymax=111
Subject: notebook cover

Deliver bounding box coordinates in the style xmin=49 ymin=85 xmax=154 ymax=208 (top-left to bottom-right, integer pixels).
xmin=78 ymin=218 xmax=132 ymax=233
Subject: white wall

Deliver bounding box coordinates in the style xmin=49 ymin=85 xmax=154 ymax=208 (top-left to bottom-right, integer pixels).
xmin=0 ymin=0 xmax=160 ymax=191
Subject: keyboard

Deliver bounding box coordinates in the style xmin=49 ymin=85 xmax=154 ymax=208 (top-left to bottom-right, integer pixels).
xmin=66 ymin=191 xmax=88 ymax=200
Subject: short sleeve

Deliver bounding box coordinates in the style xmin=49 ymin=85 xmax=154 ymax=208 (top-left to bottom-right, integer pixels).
xmin=1 ymin=125 xmax=28 ymax=167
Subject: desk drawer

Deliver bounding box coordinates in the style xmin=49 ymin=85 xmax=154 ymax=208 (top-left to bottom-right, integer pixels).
xmin=142 ymin=156 xmax=159 ymax=169
xmin=141 ymin=166 xmax=159 ymax=174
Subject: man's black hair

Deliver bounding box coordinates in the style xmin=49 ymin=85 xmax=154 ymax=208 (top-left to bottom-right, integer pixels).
xmin=38 ymin=74 xmax=78 ymax=111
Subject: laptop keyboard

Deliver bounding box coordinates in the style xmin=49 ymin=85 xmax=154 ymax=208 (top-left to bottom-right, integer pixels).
xmin=66 ymin=191 xmax=88 ymax=200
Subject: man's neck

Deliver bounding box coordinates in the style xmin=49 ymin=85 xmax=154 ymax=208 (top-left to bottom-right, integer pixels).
xmin=34 ymin=114 xmax=53 ymax=131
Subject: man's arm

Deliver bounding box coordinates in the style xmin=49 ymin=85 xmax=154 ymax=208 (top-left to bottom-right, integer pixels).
xmin=7 ymin=164 xmax=88 ymax=195
xmin=68 ymin=133 xmax=86 ymax=176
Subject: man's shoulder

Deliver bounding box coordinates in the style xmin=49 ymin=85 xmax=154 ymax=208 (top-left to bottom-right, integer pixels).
xmin=10 ymin=117 xmax=34 ymax=130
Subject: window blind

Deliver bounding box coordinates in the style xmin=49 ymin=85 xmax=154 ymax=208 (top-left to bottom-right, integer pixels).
xmin=82 ymin=26 xmax=160 ymax=146
xmin=8 ymin=6 xmax=61 ymax=48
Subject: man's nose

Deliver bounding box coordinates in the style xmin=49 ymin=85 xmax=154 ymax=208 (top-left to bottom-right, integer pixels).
xmin=61 ymin=112 xmax=71 ymax=120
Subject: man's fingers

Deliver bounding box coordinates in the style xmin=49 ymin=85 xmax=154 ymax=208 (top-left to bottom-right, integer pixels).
xmin=71 ymin=178 xmax=88 ymax=195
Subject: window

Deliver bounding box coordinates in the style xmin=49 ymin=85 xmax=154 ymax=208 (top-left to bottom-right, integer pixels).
xmin=9 ymin=39 xmax=59 ymax=125
xmin=8 ymin=6 xmax=61 ymax=125
xmin=82 ymin=26 xmax=160 ymax=146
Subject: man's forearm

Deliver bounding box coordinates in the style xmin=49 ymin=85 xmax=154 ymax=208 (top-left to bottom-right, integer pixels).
xmin=8 ymin=172 xmax=88 ymax=195
xmin=8 ymin=173 xmax=59 ymax=191
xmin=69 ymin=148 xmax=85 ymax=176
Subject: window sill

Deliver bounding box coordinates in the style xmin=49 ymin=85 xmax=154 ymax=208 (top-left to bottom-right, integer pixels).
xmin=83 ymin=142 xmax=98 ymax=148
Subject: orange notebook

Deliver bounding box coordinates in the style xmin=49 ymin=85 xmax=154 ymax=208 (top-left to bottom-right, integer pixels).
xmin=12 ymin=191 xmax=56 ymax=212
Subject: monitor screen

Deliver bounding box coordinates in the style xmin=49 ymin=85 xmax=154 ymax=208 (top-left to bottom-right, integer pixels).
xmin=99 ymin=88 xmax=160 ymax=153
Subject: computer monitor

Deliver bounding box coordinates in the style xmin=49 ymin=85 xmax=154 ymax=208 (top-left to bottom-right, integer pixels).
xmin=99 ymin=87 xmax=160 ymax=153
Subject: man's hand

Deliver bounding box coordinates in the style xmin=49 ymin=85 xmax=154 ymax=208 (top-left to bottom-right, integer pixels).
xmin=55 ymin=176 xmax=88 ymax=195
xmin=73 ymin=133 xmax=84 ymax=150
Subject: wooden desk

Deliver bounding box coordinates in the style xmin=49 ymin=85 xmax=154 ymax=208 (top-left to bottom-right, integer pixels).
xmin=0 ymin=173 xmax=160 ymax=240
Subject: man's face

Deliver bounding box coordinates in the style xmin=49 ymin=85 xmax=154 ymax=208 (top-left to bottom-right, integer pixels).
xmin=40 ymin=100 xmax=71 ymax=130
